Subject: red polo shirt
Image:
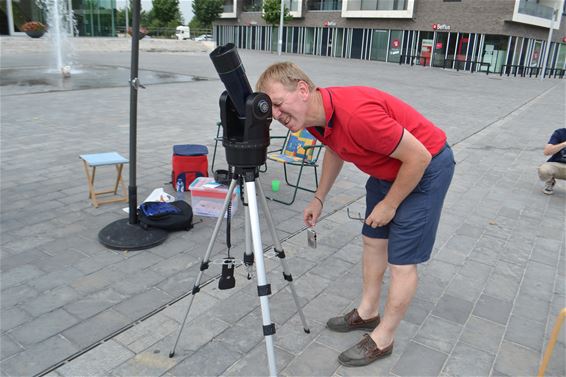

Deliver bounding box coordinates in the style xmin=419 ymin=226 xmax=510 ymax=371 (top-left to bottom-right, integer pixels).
xmin=307 ymin=86 xmax=447 ymax=181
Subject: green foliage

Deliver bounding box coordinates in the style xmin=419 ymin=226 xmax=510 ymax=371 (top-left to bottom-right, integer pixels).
xmin=192 ymin=0 xmax=223 ymax=28
xmin=262 ymin=0 xmax=292 ymax=26
xmin=115 ymin=1 xmax=150 ymax=30
xmin=189 ymin=17 xmax=205 ymax=30
xmin=148 ymin=0 xmax=183 ymax=28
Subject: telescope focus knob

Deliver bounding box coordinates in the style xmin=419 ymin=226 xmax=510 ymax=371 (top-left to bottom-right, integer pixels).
xmin=258 ymin=99 xmax=270 ymax=114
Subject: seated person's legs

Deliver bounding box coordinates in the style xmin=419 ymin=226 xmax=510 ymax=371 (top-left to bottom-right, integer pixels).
xmin=538 ymin=162 xmax=566 ymax=194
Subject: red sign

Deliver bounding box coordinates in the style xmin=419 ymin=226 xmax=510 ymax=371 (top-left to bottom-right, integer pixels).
xmin=392 ymin=39 xmax=400 ymax=48
xmin=432 ymin=23 xmax=437 ymax=30
xmin=563 ymin=37 xmax=566 ymax=43
xmin=323 ymin=20 xmax=328 ymax=27
xmin=436 ymin=42 xmax=443 ymax=49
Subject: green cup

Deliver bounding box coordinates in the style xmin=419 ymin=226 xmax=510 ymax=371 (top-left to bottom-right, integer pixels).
xmin=271 ymin=179 xmax=280 ymax=192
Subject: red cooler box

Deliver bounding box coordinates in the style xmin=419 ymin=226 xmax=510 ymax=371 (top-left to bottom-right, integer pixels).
xmin=172 ymin=144 xmax=209 ymax=191
xmin=189 ymin=177 xmax=239 ymax=218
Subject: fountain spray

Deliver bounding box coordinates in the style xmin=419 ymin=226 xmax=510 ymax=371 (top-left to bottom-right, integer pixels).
xmin=38 ymin=0 xmax=76 ymax=77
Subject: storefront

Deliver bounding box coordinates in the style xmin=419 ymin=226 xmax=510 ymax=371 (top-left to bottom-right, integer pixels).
xmin=215 ymin=23 xmax=566 ymax=75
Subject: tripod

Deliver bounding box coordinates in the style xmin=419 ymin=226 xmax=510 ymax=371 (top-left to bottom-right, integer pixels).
xmin=169 ymin=167 xmax=310 ymax=376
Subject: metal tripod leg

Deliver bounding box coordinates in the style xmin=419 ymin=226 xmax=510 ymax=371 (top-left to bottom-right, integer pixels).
xmin=256 ymin=178 xmax=310 ymax=333
xmin=243 ymin=191 xmax=254 ymax=279
xmin=169 ymin=179 xmax=238 ymax=358
xmin=244 ymin=180 xmax=278 ymax=376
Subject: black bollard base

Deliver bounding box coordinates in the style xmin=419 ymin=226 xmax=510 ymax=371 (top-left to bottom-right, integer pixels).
xmin=98 ymin=218 xmax=168 ymax=251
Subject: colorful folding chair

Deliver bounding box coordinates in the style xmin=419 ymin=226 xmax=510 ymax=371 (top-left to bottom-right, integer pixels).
xmin=266 ymin=129 xmax=323 ymax=205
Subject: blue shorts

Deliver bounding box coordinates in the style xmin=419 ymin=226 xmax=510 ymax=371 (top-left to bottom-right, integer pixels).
xmin=362 ymin=145 xmax=455 ymax=265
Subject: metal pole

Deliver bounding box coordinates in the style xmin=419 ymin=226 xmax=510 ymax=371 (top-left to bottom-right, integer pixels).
xmin=128 ymin=0 xmax=140 ymax=224
xmin=125 ymin=4 xmax=129 ymax=35
xmin=277 ymin=0 xmax=285 ymax=55
xmin=541 ymin=6 xmax=558 ymax=80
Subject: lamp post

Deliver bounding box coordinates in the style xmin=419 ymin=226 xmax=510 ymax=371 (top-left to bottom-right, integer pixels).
xmin=277 ymin=0 xmax=285 ymax=55
xmin=541 ymin=3 xmax=559 ymax=80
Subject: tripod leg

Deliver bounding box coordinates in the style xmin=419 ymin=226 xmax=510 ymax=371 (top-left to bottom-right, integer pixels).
xmin=243 ymin=196 xmax=254 ymax=279
xmin=169 ymin=179 xmax=239 ymax=358
xmin=256 ymin=179 xmax=311 ymax=333
xmin=244 ymin=181 xmax=278 ymax=377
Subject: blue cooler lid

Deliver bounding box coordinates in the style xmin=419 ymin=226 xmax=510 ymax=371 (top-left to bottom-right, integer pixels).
xmin=173 ymin=144 xmax=209 ymax=156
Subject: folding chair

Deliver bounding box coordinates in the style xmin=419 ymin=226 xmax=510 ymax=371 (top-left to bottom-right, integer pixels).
xmin=266 ymin=129 xmax=323 ymax=205
xmin=79 ymin=152 xmax=128 ymax=208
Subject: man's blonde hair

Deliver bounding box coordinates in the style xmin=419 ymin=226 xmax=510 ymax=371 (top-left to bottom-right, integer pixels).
xmin=256 ymin=62 xmax=316 ymax=92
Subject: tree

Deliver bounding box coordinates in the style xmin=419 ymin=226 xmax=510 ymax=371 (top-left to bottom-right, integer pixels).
xmin=262 ymin=0 xmax=292 ymax=26
xmin=115 ymin=1 xmax=149 ymax=32
xmin=150 ymin=0 xmax=183 ymax=28
xmin=189 ymin=17 xmax=205 ymax=32
xmin=192 ymin=0 xmax=223 ymax=29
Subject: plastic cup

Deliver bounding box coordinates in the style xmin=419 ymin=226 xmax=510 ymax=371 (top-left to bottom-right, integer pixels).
xmin=271 ymin=179 xmax=280 ymax=192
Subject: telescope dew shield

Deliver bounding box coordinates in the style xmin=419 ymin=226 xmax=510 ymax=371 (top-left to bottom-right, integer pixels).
xmin=210 ymin=43 xmax=252 ymax=117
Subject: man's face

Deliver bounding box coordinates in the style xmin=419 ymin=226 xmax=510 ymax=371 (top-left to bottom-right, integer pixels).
xmin=263 ymin=80 xmax=309 ymax=132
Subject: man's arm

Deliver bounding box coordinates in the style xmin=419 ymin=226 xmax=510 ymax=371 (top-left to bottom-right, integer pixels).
xmin=314 ymin=147 xmax=344 ymax=202
xmin=304 ymin=147 xmax=344 ymax=226
xmin=365 ymin=130 xmax=431 ymax=228
xmin=544 ymin=141 xmax=566 ymax=156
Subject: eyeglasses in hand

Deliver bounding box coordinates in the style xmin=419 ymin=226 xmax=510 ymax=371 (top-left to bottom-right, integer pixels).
xmin=347 ymin=208 xmax=365 ymax=223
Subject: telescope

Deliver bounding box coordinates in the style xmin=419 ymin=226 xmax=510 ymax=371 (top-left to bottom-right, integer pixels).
xmin=209 ymin=43 xmax=272 ymax=169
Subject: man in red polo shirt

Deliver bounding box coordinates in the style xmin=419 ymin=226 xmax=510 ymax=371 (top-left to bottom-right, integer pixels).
xmin=257 ymin=62 xmax=455 ymax=367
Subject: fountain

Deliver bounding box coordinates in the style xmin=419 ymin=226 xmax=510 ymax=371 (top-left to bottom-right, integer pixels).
xmin=0 ymin=1 xmax=208 ymax=95
xmin=38 ymin=0 xmax=75 ymax=77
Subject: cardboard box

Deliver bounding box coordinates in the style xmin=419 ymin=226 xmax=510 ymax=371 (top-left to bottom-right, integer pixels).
xmin=189 ymin=177 xmax=239 ymax=218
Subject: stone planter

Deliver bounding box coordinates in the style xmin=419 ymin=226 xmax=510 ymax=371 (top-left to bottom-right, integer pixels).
xmin=25 ymin=30 xmax=45 ymax=38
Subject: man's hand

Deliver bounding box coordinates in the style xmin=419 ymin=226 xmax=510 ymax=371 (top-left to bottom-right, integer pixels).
xmin=365 ymin=200 xmax=397 ymax=228
xmin=304 ymin=198 xmax=323 ymax=227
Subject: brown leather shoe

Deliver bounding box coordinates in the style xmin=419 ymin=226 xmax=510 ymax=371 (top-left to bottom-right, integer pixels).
xmin=326 ymin=308 xmax=380 ymax=332
xmin=338 ymin=333 xmax=394 ymax=367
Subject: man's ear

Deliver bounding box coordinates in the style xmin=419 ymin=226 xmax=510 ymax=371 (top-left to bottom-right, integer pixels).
xmin=297 ymin=80 xmax=310 ymax=100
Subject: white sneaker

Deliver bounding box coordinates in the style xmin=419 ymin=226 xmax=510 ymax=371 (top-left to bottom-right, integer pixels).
xmin=543 ymin=179 xmax=555 ymax=195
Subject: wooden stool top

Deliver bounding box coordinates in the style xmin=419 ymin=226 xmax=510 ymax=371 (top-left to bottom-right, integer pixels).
xmin=80 ymin=152 xmax=128 ymax=167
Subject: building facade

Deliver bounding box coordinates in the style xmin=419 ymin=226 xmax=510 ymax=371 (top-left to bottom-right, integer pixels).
xmin=1 ymin=0 xmax=118 ymax=37
xmin=214 ymin=0 xmax=566 ymax=75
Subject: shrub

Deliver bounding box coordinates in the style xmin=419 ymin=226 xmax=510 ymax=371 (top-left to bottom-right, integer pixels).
xmin=21 ymin=21 xmax=46 ymax=32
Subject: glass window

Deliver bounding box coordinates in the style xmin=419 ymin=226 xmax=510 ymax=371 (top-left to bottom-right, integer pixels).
xmin=243 ymin=0 xmax=262 ymax=12
xmin=304 ymin=27 xmax=315 ymax=54
xmin=308 ymin=0 xmax=342 ymax=11
xmin=223 ymin=0 xmax=234 ymax=13
xmin=389 ymin=29 xmax=402 ymax=63
xmin=481 ymin=34 xmax=508 ymax=73
xmin=556 ymin=44 xmax=566 ymax=69
xmin=332 ymin=28 xmax=344 ymax=57
xmin=370 ymin=30 xmax=387 ymax=61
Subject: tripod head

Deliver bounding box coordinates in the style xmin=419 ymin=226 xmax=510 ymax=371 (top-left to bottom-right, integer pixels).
xmin=210 ymin=44 xmax=272 ymax=169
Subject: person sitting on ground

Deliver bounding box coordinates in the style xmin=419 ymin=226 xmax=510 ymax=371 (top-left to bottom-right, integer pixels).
xmin=256 ymin=62 xmax=455 ymax=367
xmin=538 ymin=128 xmax=566 ymax=195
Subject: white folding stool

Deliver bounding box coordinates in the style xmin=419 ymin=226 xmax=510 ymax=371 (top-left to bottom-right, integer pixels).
xmin=79 ymin=152 xmax=128 ymax=208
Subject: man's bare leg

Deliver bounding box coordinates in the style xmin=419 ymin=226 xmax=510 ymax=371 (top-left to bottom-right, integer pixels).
xmin=357 ymin=236 xmax=388 ymax=319
xmin=370 ymin=264 xmax=418 ymax=349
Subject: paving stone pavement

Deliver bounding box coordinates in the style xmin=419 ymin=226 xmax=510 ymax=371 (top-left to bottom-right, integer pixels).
xmin=1 ymin=36 xmax=565 ymax=376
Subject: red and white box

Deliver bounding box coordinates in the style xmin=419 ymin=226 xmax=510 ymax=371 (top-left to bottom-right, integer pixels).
xmin=189 ymin=177 xmax=239 ymax=218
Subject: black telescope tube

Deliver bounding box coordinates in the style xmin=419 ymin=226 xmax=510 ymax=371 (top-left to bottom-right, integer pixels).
xmin=210 ymin=43 xmax=253 ymax=117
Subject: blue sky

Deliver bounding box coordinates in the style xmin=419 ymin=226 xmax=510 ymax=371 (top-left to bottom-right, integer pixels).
xmin=116 ymin=0 xmax=194 ymax=24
